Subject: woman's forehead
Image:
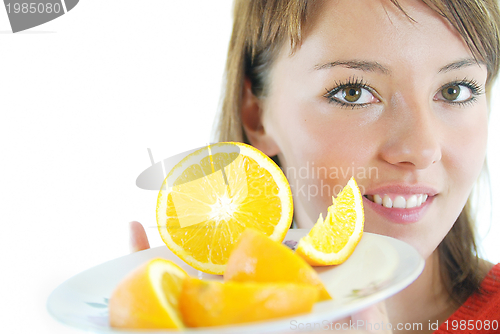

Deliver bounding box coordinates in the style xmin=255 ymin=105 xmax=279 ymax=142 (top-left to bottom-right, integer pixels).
xmin=282 ymin=0 xmax=481 ymax=76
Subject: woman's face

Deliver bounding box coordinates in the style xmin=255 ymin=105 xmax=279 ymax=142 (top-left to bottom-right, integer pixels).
xmin=248 ymin=0 xmax=488 ymax=258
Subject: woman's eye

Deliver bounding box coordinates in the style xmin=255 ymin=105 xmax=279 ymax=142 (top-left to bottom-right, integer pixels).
xmin=436 ymin=84 xmax=472 ymax=102
xmin=331 ymin=86 xmax=378 ymax=104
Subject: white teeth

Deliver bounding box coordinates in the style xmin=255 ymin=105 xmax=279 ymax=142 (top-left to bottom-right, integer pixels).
xmin=393 ymin=196 xmax=406 ymax=208
xmin=406 ymin=195 xmax=418 ymax=209
xmin=369 ymin=193 xmax=430 ymax=208
xmin=382 ymin=195 xmax=393 ymax=208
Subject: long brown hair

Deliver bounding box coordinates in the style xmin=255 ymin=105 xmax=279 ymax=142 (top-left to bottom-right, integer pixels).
xmin=214 ymin=0 xmax=500 ymax=305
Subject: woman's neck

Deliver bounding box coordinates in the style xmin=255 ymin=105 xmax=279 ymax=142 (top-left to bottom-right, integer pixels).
xmin=385 ymin=250 xmax=457 ymax=333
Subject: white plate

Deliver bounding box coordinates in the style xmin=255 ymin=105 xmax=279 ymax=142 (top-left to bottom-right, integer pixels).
xmin=47 ymin=230 xmax=424 ymax=333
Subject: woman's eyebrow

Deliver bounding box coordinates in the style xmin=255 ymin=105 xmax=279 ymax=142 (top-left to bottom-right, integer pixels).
xmin=314 ymin=58 xmax=486 ymax=74
xmin=438 ymin=58 xmax=486 ymax=73
xmin=314 ymin=60 xmax=390 ymax=74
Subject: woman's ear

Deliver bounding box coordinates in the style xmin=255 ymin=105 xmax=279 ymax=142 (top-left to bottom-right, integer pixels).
xmin=240 ymin=77 xmax=280 ymax=156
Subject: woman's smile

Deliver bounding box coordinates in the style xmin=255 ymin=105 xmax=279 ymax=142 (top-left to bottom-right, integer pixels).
xmin=365 ymin=194 xmax=430 ymax=209
xmin=362 ymin=184 xmax=437 ymax=223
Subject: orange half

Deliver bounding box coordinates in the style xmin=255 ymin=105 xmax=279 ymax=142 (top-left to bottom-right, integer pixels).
xmin=156 ymin=142 xmax=293 ymax=274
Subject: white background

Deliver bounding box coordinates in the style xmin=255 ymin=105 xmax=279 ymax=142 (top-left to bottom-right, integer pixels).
xmin=0 ymin=1 xmax=498 ymax=333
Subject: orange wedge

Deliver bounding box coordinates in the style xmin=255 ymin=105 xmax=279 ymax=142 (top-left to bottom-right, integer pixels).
xmin=296 ymin=177 xmax=364 ymax=266
xmin=108 ymin=258 xmax=187 ymax=329
xmin=224 ymin=228 xmax=331 ymax=301
xmin=156 ymin=142 xmax=293 ymax=274
xmin=179 ymin=277 xmax=318 ymax=327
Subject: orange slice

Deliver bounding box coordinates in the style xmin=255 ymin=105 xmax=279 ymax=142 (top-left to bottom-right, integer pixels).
xmin=296 ymin=177 xmax=364 ymax=265
xmin=179 ymin=277 xmax=318 ymax=327
xmin=156 ymin=142 xmax=293 ymax=275
xmin=224 ymin=228 xmax=331 ymax=301
xmin=108 ymin=258 xmax=187 ymax=329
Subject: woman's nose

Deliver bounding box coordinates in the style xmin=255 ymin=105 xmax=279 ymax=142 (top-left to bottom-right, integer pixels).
xmin=379 ymin=98 xmax=442 ymax=170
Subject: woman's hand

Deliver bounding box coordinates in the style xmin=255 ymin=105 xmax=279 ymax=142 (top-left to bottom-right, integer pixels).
xmin=129 ymin=221 xmax=150 ymax=252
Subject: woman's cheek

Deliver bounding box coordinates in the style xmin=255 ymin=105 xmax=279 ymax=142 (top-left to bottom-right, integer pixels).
xmin=447 ymin=107 xmax=487 ymax=189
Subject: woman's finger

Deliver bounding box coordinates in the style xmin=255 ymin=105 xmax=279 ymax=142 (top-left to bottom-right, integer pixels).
xmin=129 ymin=221 xmax=150 ymax=253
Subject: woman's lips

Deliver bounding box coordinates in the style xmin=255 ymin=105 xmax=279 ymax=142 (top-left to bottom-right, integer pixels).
xmin=362 ymin=192 xmax=435 ymax=224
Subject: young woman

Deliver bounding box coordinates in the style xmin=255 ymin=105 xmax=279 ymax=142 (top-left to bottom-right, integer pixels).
xmin=132 ymin=0 xmax=500 ymax=332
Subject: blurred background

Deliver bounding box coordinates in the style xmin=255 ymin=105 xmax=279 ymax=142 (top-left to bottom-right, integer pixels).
xmin=0 ymin=1 xmax=498 ymax=333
